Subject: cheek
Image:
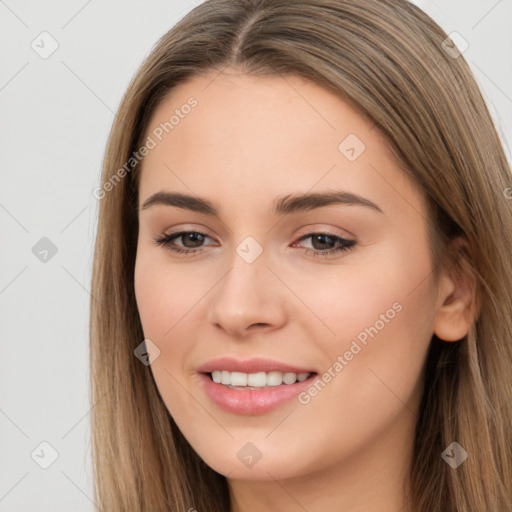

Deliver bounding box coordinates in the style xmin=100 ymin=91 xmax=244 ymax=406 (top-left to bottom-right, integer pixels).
xmin=134 ymin=258 xmax=167 ymax=339
xmin=134 ymin=251 xmax=199 ymax=416
xmin=306 ymin=236 xmax=435 ymax=422
xmin=279 ymin=261 xmax=433 ymax=472
xmin=134 ymin=249 xmax=198 ymax=339
xmin=289 ymin=238 xmax=433 ymax=346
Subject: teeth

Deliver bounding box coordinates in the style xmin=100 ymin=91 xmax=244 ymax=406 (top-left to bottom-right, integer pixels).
xmin=210 ymin=370 xmax=312 ymax=387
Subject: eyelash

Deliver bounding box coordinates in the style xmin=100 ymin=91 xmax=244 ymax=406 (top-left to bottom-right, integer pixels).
xmin=152 ymin=230 xmax=356 ymax=258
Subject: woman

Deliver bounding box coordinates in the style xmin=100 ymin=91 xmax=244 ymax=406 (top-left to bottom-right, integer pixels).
xmin=89 ymin=0 xmax=512 ymax=510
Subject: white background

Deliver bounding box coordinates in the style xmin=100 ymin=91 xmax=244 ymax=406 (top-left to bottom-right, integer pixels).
xmin=0 ymin=1 xmax=511 ymax=510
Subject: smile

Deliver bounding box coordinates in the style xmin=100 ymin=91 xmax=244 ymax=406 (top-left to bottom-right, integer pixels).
xmin=209 ymin=370 xmax=313 ymax=388
xmin=198 ymin=371 xmax=318 ymax=415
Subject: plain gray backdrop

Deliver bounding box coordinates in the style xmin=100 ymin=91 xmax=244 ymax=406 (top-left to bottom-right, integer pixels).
xmin=0 ymin=1 xmax=511 ymax=510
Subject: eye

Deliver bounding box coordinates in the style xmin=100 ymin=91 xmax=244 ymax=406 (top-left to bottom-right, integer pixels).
xmin=153 ymin=230 xmax=356 ymax=258
xmin=292 ymin=231 xmax=356 ymax=257
xmin=153 ymin=230 xmax=215 ymax=255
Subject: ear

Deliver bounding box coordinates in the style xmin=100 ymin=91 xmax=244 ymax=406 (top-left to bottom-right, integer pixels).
xmin=433 ymin=237 xmax=480 ymax=342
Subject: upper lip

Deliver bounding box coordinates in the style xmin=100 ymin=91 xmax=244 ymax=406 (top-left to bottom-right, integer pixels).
xmin=197 ymin=357 xmax=316 ymax=375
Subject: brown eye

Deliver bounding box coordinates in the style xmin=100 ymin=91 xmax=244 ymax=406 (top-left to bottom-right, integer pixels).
xmin=293 ymin=232 xmax=356 ymax=257
xmin=153 ymin=231 xmax=214 ymax=254
xmin=174 ymin=232 xmax=207 ymax=248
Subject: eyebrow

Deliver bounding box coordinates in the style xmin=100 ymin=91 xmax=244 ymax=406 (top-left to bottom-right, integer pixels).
xmin=140 ymin=189 xmax=384 ymax=216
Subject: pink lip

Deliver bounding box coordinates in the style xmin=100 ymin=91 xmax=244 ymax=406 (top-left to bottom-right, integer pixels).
xmin=196 ymin=357 xmax=318 ymax=415
xmin=196 ymin=356 xmax=315 ymax=374
xmin=197 ymin=372 xmax=318 ymax=415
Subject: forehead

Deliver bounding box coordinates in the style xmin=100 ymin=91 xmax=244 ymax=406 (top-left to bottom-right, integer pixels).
xmin=137 ymin=68 xmax=424 ymax=220
xmin=146 ymin=69 xmax=374 ymax=152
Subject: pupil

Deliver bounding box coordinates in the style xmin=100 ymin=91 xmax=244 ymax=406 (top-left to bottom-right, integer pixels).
xmin=313 ymin=234 xmax=334 ymax=250
xmin=184 ymin=233 xmax=204 ymax=247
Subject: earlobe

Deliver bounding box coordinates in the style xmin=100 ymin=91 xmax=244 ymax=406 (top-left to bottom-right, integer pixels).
xmin=432 ymin=237 xmax=479 ymax=342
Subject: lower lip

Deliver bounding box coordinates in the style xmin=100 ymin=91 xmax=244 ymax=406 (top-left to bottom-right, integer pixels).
xmin=198 ymin=372 xmax=318 ymax=415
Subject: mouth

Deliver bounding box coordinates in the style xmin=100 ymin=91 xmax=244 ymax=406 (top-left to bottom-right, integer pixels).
xmin=203 ymin=370 xmax=317 ymax=389
xmin=197 ymin=369 xmax=319 ymax=415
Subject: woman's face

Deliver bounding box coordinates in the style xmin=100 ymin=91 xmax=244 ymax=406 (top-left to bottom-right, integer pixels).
xmin=134 ymin=68 xmax=442 ymax=482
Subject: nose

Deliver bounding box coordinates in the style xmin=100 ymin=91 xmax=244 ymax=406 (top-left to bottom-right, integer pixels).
xmin=206 ymin=249 xmax=288 ymax=339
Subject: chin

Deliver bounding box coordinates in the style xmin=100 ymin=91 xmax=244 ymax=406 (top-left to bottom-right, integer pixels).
xmin=191 ymin=440 xmax=316 ymax=482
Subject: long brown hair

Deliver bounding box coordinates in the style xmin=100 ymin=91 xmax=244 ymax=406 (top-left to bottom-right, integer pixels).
xmin=89 ymin=1 xmax=512 ymax=510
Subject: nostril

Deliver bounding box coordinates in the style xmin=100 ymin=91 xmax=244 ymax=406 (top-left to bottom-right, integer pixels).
xmin=250 ymin=323 xmax=268 ymax=328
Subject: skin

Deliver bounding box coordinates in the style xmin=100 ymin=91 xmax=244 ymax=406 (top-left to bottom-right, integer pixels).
xmin=134 ymin=67 xmax=475 ymax=512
